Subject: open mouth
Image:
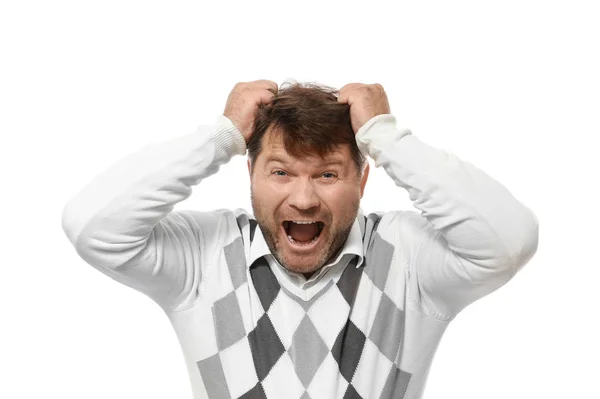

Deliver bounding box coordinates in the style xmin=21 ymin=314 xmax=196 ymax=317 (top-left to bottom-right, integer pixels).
xmin=282 ymin=220 xmax=325 ymax=247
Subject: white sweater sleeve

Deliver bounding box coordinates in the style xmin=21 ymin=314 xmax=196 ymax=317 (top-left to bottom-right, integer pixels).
xmin=355 ymin=114 xmax=539 ymax=319
xmin=61 ymin=115 xmax=246 ymax=311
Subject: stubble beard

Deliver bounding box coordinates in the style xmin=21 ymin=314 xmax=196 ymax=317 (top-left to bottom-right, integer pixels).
xmin=251 ymin=191 xmax=359 ymax=275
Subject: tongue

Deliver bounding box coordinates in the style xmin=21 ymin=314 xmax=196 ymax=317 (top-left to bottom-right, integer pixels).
xmin=288 ymin=222 xmax=319 ymax=242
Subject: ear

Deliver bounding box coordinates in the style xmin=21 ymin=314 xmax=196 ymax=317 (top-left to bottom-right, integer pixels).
xmin=360 ymin=162 xmax=370 ymax=198
xmin=247 ymin=158 xmax=252 ymax=176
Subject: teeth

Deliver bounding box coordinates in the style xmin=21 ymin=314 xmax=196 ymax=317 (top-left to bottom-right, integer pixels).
xmin=285 ymin=221 xmax=325 ymax=229
xmin=288 ymin=234 xmax=320 ymax=245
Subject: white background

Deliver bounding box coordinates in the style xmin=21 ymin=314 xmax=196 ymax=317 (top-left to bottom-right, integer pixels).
xmin=1 ymin=0 xmax=598 ymax=398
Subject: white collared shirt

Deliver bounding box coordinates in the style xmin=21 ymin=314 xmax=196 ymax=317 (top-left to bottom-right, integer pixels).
xmin=247 ymin=216 xmax=365 ymax=300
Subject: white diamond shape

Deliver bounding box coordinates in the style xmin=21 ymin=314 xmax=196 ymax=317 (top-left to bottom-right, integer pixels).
xmin=219 ymin=337 xmax=259 ymax=399
xmin=261 ymin=353 xmax=305 ymax=399
xmin=306 ymin=353 xmax=346 ymax=399
xmin=267 ymin=290 xmax=306 ymax=350
xmin=348 ymin=274 xmax=383 ymax=336
xmin=307 ymin=286 xmax=351 ymax=349
xmin=351 ymin=339 xmax=393 ymax=398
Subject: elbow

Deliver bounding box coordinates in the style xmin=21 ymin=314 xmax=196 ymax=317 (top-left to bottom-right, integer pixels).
xmin=61 ymin=202 xmax=80 ymax=246
xmin=510 ymin=210 xmax=540 ymax=272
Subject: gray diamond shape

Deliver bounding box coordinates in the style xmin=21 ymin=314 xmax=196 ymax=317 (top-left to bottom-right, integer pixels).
xmin=364 ymin=232 xmax=394 ymax=292
xmin=368 ymin=293 xmax=405 ymax=362
xmin=288 ymin=315 xmax=329 ymax=388
xmin=224 ymin=236 xmax=247 ymax=289
xmin=380 ymin=366 xmax=412 ymax=399
xmin=196 ymin=353 xmax=231 ymax=399
xmin=300 ymin=391 xmax=312 ymax=399
xmin=212 ymin=290 xmax=246 ymax=351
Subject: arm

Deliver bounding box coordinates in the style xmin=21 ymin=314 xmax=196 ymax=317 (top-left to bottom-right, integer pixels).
xmin=61 ymin=115 xmax=246 ymax=311
xmin=356 ymin=113 xmax=539 ymax=319
xmin=61 ymin=80 xmax=279 ymax=312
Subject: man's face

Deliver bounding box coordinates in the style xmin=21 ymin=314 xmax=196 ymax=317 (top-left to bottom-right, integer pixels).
xmin=249 ymin=128 xmax=369 ymax=277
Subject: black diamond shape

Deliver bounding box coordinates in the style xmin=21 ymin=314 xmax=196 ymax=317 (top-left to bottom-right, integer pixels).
xmin=331 ymin=319 xmax=367 ymax=382
xmin=247 ymin=312 xmax=285 ymax=381
xmin=250 ymin=257 xmax=281 ymax=312
xmin=249 ymin=219 xmax=258 ymax=242
xmin=342 ymin=383 xmax=363 ymax=399
xmin=362 ymin=213 xmax=381 ymax=244
xmin=336 ymin=256 xmax=363 ymax=306
xmin=239 ymin=382 xmax=267 ymax=399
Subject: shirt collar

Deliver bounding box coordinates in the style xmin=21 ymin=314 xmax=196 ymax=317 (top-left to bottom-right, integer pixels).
xmin=248 ymin=215 xmax=365 ymax=269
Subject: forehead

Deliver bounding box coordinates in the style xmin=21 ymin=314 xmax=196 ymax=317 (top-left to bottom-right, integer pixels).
xmin=260 ymin=127 xmax=351 ymax=164
xmin=263 ymin=152 xmax=347 ymax=169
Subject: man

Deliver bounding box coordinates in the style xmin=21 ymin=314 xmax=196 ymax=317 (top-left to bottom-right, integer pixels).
xmin=61 ymin=79 xmax=539 ymax=399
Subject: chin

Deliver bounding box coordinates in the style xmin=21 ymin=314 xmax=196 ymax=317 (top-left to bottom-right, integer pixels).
xmin=276 ymin=251 xmax=324 ymax=274
xmin=284 ymin=260 xmax=323 ymax=275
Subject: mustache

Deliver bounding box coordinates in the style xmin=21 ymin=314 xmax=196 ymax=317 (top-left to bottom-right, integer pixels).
xmin=278 ymin=215 xmax=328 ymax=222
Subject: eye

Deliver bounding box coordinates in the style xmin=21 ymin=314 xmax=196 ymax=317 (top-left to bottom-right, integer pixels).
xmin=319 ymin=172 xmax=339 ymax=183
xmin=272 ymin=170 xmax=287 ymax=177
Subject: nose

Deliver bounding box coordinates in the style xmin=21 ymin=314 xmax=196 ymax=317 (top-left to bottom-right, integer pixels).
xmin=287 ymin=177 xmax=320 ymax=211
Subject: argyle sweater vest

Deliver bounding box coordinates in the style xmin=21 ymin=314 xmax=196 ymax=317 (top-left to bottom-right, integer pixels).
xmin=180 ymin=212 xmax=413 ymax=399
xmin=62 ymin=113 xmax=539 ymax=399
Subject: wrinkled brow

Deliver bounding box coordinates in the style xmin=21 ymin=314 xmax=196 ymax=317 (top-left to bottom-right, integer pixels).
xmin=265 ymin=155 xmax=345 ymax=167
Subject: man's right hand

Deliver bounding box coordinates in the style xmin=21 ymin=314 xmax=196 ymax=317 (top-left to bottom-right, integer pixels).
xmin=223 ymin=80 xmax=278 ymax=144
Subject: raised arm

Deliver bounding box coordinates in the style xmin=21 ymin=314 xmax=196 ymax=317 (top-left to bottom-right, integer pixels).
xmin=61 ymin=80 xmax=278 ymax=311
xmin=339 ymin=83 xmax=539 ymax=320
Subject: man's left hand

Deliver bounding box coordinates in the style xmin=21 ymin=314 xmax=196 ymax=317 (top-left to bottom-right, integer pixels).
xmin=337 ymin=83 xmax=391 ymax=134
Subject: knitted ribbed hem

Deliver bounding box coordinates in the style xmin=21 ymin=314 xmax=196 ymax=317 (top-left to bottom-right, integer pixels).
xmin=209 ymin=115 xmax=247 ymax=163
xmin=355 ymin=114 xmax=412 ymax=157
xmin=355 ymin=114 xmax=398 ymax=140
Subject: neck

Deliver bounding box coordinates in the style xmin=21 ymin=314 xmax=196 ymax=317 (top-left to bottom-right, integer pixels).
xmin=302 ymin=271 xmax=315 ymax=279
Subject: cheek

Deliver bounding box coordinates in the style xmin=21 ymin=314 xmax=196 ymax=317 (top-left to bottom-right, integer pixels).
xmin=253 ymin=183 xmax=286 ymax=214
xmin=323 ymin=184 xmax=360 ymax=204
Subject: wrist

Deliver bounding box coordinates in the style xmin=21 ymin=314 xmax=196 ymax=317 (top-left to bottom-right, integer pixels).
xmin=210 ymin=115 xmax=247 ymax=162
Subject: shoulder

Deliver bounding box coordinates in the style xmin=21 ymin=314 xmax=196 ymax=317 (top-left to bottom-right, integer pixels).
xmin=170 ymin=207 xmax=253 ymax=245
xmin=361 ymin=209 xmax=429 ymax=235
xmin=361 ymin=209 xmax=435 ymax=261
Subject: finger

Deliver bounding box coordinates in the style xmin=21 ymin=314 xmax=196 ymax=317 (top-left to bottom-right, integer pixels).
xmin=337 ymin=86 xmax=349 ymax=103
xmin=257 ymin=89 xmax=276 ymax=106
xmin=337 ymin=83 xmax=362 ymax=103
xmin=338 ymin=87 xmax=356 ymax=104
xmin=252 ymin=79 xmax=279 ymax=92
xmin=339 ymin=83 xmax=364 ymax=93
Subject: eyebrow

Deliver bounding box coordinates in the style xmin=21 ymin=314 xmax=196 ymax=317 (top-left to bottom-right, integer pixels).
xmin=265 ymin=156 xmax=345 ymax=167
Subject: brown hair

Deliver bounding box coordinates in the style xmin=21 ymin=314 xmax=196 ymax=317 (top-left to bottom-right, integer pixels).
xmin=247 ymin=80 xmax=366 ymax=176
